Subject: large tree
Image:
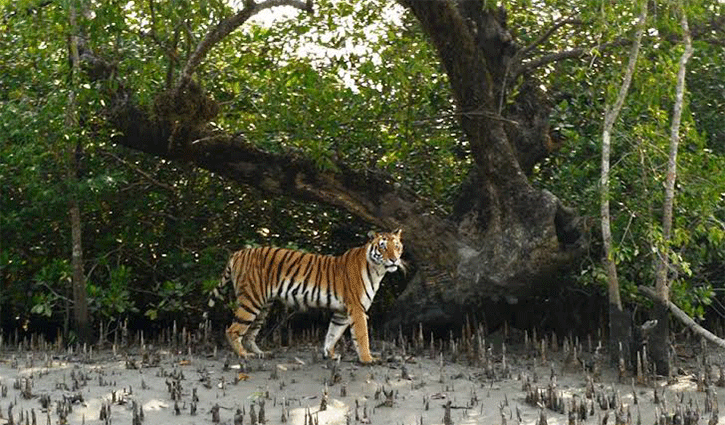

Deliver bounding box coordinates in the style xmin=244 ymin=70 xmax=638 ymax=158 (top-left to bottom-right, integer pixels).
xmin=98 ymin=0 xmax=586 ymax=330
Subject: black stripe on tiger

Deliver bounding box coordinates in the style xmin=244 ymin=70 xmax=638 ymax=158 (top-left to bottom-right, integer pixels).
xmin=237 ymin=301 xmax=258 ymax=317
xmin=331 ymin=318 xmax=347 ymax=326
xmin=364 ymin=264 xmax=374 ymax=301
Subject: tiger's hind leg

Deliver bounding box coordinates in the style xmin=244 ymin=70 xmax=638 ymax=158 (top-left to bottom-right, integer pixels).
xmin=323 ymin=311 xmax=351 ymax=360
xmin=226 ymin=297 xmax=264 ymax=358
xmin=242 ymin=303 xmax=271 ymax=357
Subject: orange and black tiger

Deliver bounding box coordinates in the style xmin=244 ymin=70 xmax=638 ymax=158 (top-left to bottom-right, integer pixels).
xmin=208 ymin=229 xmax=403 ymax=364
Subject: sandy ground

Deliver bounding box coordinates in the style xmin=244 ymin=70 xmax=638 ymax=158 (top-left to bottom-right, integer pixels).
xmin=1 ymin=336 xmax=724 ymax=425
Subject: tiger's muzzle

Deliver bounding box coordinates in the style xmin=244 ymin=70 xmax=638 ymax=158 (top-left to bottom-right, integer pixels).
xmin=385 ymin=259 xmax=402 ymax=272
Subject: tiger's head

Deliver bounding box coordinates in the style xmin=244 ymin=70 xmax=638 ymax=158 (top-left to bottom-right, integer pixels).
xmin=367 ymin=229 xmax=404 ymax=273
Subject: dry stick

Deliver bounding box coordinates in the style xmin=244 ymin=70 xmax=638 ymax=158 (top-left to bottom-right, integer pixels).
xmin=638 ymin=286 xmax=725 ymax=350
xmin=100 ymin=150 xmax=174 ymax=192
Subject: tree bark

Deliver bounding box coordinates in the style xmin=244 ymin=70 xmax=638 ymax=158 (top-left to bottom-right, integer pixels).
xmin=650 ymin=5 xmax=693 ymax=376
xmin=68 ymin=196 xmax=90 ymax=343
xmin=96 ymin=0 xmax=586 ymax=331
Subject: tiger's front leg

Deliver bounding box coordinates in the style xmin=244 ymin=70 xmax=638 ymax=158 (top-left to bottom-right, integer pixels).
xmin=323 ymin=311 xmax=350 ymax=359
xmin=349 ymin=307 xmax=376 ymax=364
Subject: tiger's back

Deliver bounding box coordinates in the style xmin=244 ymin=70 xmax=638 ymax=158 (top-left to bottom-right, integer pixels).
xmin=226 ymin=246 xmax=364 ymax=312
xmin=210 ymin=230 xmax=403 ymax=364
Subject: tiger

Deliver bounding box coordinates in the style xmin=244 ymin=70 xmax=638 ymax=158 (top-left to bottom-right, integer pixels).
xmin=207 ymin=229 xmax=403 ymax=364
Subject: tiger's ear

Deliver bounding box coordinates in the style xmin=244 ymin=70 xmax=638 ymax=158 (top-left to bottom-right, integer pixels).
xmin=367 ymin=230 xmax=377 ymax=239
xmin=392 ymin=228 xmax=402 ymax=238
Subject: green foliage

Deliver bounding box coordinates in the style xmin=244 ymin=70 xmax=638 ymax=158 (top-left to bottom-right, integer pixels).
xmin=144 ymin=280 xmax=194 ymax=321
xmin=530 ymin=0 xmax=725 ymax=316
xmin=30 ymin=260 xmax=71 ymax=318
xmin=88 ymin=266 xmax=138 ymax=319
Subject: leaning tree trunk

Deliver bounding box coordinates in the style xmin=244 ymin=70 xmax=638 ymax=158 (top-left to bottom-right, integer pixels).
xmin=94 ymin=0 xmax=585 ymax=331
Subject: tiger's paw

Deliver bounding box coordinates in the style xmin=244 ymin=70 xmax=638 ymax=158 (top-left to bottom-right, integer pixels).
xmin=228 ymin=338 xmax=253 ymax=359
xmin=245 ymin=341 xmax=271 ymax=358
xmin=358 ymin=355 xmax=380 ymax=365
xmin=236 ymin=351 xmax=256 ymax=360
xmin=322 ymin=347 xmax=341 ymax=361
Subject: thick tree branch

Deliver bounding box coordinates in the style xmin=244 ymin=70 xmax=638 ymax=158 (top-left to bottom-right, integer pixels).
xmin=398 ymin=0 xmax=528 ymax=182
xmin=106 ymin=95 xmax=457 ymax=266
xmin=397 ymin=1 xmax=489 ymax=112
xmin=179 ymin=0 xmax=312 ymax=87
xmin=503 ymin=15 xmax=579 ymax=109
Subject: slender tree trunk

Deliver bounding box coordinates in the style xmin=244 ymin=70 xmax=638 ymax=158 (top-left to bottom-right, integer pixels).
xmin=600 ymin=0 xmax=647 ymax=365
xmin=650 ymin=5 xmax=693 ymax=376
xmin=66 ymin=1 xmax=91 ymax=344
xmin=601 ymin=127 xmax=622 ymax=311
xmin=68 ymin=194 xmax=90 ymax=343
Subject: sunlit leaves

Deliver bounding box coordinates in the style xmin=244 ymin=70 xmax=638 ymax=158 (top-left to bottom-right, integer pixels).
xmin=200 ymin=0 xmax=464 ymax=202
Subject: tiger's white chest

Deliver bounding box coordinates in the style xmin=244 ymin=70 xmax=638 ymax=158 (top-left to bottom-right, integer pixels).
xmin=360 ymin=262 xmax=387 ymax=311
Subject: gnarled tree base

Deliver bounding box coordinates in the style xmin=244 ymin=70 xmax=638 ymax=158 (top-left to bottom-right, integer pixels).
xmin=387 ymin=187 xmax=585 ymax=331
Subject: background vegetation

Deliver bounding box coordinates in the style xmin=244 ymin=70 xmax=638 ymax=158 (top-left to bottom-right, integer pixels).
xmin=1 ymin=0 xmax=723 ymax=341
